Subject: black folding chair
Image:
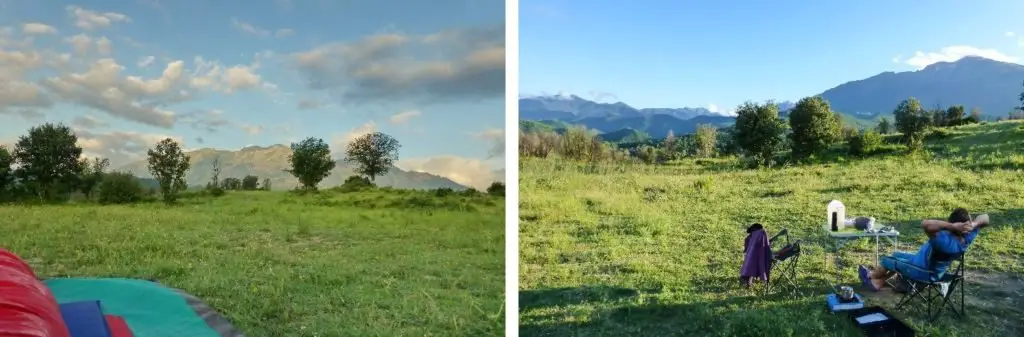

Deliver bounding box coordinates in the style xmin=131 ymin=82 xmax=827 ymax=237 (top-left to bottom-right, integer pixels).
xmin=763 ymin=228 xmax=802 ymax=294
xmin=893 ymin=251 xmax=966 ymax=322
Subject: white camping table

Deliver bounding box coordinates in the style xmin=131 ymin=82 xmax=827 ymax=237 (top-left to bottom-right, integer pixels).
xmin=822 ymin=224 xmax=901 ymax=289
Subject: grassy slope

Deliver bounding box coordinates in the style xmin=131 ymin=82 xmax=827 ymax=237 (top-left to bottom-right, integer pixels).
xmin=1 ymin=189 xmax=504 ymax=337
xmin=519 ymin=121 xmax=1024 ymax=336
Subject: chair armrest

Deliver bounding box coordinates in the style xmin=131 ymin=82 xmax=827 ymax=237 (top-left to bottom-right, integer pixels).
xmin=892 ymin=259 xmax=940 ymax=279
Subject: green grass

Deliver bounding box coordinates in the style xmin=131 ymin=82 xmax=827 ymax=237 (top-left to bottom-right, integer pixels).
xmin=1 ymin=188 xmax=505 ymax=337
xmin=519 ymin=121 xmax=1024 ymax=336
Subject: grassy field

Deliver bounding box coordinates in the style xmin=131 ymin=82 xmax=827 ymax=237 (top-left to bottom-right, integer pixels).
xmin=1 ymin=188 xmax=505 ymax=337
xmin=519 ymin=121 xmax=1024 ymax=336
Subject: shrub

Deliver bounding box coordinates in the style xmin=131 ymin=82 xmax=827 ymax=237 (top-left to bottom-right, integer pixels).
xmin=433 ymin=187 xmax=455 ymax=197
xmin=97 ymin=171 xmax=144 ymax=204
xmin=849 ymin=130 xmax=883 ymax=156
xmin=337 ymin=175 xmax=375 ymax=193
xmin=486 ymin=182 xmax=505 ymax=197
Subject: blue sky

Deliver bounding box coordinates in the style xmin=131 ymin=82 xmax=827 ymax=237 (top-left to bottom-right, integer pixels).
xmin=520 ymin=0 xmax=1024 ymax=113
xmin=0 ymin=0 xmax=505 ymax=189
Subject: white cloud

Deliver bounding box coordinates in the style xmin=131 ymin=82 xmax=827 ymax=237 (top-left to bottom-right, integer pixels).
xmin=388 ymin=110 xmax=421 ymax=124
xmin=291 ymin=25 xmax=504 ymax=103
xmin=74 ymin=128 xmax=180 ymax=167
xmin=902 ymin=45 xmax=1019 ymax=69
xmin=232 ymin=18 xmax=293 ymax=39
xmin=331 ymin=121 xmax=377 ymax=153
xmin=188 ymin=56 xmax=263 ymax=93
xmin=137 ymin=55 xmax=155 ymax=68
xmin=66 ymin=5 xmax=130 ymax=30
xmin=275 ymin=29 xmax=294 ymax=38
xmin=471 ymin=127 xmax=504 ymax=158
xmin=231 ymin=18 xmax=270 ymax=37
xmin=22 ymin=23 xmax=58 ymax=35
xmin=397 ymin=156 xmax=501 ymax=190
xmin=707 ymin=104 xmax=719 ymax=113
xmin=242 ymin=124 xmax=264 ymax=135
xmin=1006 ymin=31 xmax=1016 ymax=37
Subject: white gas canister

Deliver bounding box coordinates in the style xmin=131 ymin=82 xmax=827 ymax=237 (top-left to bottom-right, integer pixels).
xmin=827 ymin=200 xmax=846 ymax=231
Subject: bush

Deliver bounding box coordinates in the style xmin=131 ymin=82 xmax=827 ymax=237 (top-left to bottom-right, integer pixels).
xmin=849 ymin=130 xmax=883 ymax=156
xmin=693 ymin=177 xmax=713 ymax=192
xmin=433 ymin=187 xmax=455 ymax=197
xmin=336 ymin=175 xmax=375 ymax=193
xmin=97 ymin=171 xmax=144 ymax=204
xmin=486 ymin=182 xmax=505 ymax=197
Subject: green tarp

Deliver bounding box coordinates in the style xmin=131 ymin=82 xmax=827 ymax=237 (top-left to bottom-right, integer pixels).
xmin=44 ymin=278 xmax=244 ymax=337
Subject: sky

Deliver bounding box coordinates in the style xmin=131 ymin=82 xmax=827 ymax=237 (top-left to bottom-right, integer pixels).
xmin=520 ymin=0 xmax=1024 ymax=113
xmin=0 ymin=0 xmax=505 ymax=189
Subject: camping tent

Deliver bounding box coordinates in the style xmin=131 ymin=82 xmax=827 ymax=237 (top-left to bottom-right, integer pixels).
xmin=0 ymin=248 xmax=245 ymax=337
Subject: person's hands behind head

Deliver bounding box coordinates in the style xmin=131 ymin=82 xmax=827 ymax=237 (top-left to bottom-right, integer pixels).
xmin=961 ymin=221 xmax=976 ymax=233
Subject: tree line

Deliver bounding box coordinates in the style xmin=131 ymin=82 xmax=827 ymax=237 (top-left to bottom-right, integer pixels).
xmin=520 ymin=95 xmax=990 ymax=167
xmin=0 ymin=122 xmax=441 ymax=205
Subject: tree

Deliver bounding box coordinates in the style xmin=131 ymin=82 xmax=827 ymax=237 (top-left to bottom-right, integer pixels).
xmin=732 ymin=101 xmax=786 ymax=166
xmin=344 ymin=132 xmax=401 ymax=182
xmin=146 ymin=138 xmax=191 ymax=203
xmin=662 ymin=130 xmax=677 ymax=152
xmin=220 ymin=177 xmax=241 ymax=190
xmin=287 ymin=137 xmax=335 ymax=190
xmin=694 ymin=124 xmax=718 ymax=158
xmin=0 ymin=146 xmax=13 ymax=198
xmin=945 ymin=105 xmax=965 ymax=126
xmin=893 ymin=97 xmax=930 ymax=149
xmin=13 ymin=123 xmax=83 ymax=201
xmin=787 ymin=96 xmax=841 ymax=159
xmin=966 ymin=107 xmax=982 ymax=124
xmin=96 ymin=171 xmax=143 ymax=204
xmin=877 ymin=117 xmax=892 ymax=134
xmin=77 ymin=157 xmax=109 ymax=200
xmin=241 ymin=175 xmax=259 ymax=190
xmin=261 ymin=178 xmax=272 ymax=191
xmin=486 ymin=182 xmax=505 ymax=196
xmin=1019 ymin=80 xmax=1024 ymax=112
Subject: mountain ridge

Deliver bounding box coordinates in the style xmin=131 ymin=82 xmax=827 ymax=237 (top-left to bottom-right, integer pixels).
xmin=521 ymin=56 xmax=1023 ymax=138
xmin=117 ymin=144 xmax=470 ymax=191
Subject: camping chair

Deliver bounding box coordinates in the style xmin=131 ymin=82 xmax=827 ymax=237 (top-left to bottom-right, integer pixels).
xmin=893 ymin=250 xmax=966 ymax=322
xmin=764 ymin=228 xmax=803 ymax=294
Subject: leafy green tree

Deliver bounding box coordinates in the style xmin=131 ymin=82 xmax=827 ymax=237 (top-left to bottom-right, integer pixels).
xmin=486 ymin=181 xmax=505 ymax=196
xmin=146 ymin=138 xmax=191 ymax=203
xmin=965 ymin=107 xmax=982 ymax=124
xmin=241 ymin=175 xmax=259 ymax=190
xmin=694 ymin=124 xmax=718 ymax=158
xmin=13 ymin=123 xmax=84 ymax=201
xmin=893 ymin=97 xmax=930 ymax=149
xmin=97 ymin=171 xmax=144 ymax=204
xmin=787 ymin=96 xmax=841 ymax=159
xmin=0 ymin=146 xmax=13 ymax=198
xmin=1019 ymin=80 xmax=1024 ymax=112
xmin=732 ymin=101 xmax=786 ymax=166
xmin=877 ymin=117 xmax=892 ymax=134
xmin=77 ymin=157 xmax=110 ymax=200
xmin=220 ymin=177 xmax=242 ymax=190
xmin=849 ymin=130 xmax=883 ymax=156
xmin=261 ymin=178 xmax=272 ymax=191
xmin=945 ymin=105 xmax=965 ymax=126
xmin=288 ymin=137 xmax=336 ymax=190
xmin=344 ymin=132 xmax=400 ymax=182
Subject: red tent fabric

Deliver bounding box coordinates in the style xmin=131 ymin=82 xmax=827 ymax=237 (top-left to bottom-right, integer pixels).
xmin=0 ymin=248 xmax=70 ymax=337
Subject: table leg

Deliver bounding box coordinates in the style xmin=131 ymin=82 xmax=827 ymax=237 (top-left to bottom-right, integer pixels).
xmin=874 ymin=235 xmax=879 ymax=266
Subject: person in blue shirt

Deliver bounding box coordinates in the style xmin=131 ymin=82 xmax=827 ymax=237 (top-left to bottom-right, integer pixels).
xmin=859 ymin=208 xmax=988 ymax=291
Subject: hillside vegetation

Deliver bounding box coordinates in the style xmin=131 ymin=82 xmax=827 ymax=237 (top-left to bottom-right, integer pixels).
xmin=519 ymin=120 xmax=1024 ymax=336
xmin=0 ymin=122 xmax=507 ymax=336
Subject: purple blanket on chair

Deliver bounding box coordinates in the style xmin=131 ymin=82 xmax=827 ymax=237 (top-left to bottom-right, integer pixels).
xmin=741 ymin=229 xmax=772 ymax=285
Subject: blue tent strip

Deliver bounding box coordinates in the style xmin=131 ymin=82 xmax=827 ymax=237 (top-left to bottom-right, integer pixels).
xmin=44 ymin=278 xmax=245 ymax=337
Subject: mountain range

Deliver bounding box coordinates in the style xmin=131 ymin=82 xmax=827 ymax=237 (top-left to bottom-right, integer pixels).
xmin=117 ymin=145 xmax=470 ymax=191
xmin=520 ymin=56 xmax=1024 ymax=138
